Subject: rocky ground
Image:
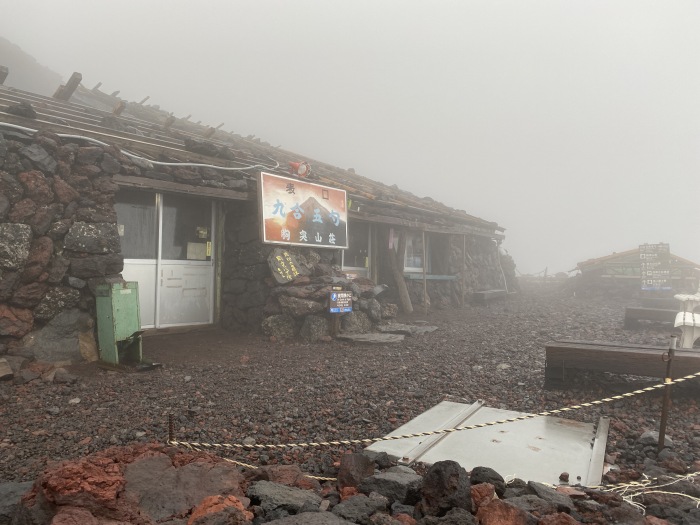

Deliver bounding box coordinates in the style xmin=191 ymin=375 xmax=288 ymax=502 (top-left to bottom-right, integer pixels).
xmin=1 ymin=285 xmax=699 ymax=521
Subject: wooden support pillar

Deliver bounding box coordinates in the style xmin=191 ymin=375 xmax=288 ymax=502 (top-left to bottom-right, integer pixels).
xmin=422 ymin=235 xmax=429 ymax=311
xmin=138 ymin=95 xmax=150 ymax=105
xmin=0 ymin=66 xmax=8 ymax=85
xmin=216 ymin=123 xmax=225 ymax=130
xmin=91 ymin=82 xmax=102 ymax=92
xmin=462 ymin=234 xmax=466 ymax=307
xmin=54 ymin=72 xmax=82 ymax=102
xmin=388 ymin=229 xmax=413 ymax=314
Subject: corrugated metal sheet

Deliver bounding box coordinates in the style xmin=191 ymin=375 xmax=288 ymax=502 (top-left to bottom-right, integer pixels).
xmin=366 ymin=400 xmax=609 ymax=486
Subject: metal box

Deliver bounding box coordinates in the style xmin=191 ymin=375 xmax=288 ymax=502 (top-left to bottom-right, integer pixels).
xmin=95 ymin=282 xmax=143 ymax=365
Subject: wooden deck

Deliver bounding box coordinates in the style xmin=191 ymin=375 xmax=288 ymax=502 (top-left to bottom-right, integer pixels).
xmin=544 ymin=340 xmax=700 ymax=389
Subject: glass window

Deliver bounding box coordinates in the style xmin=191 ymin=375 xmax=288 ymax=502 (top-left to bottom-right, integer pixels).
xmin=343 ymin=222 xmax=370 ymax=270
xmin=161 ymin=194 xmax=212 ymax=261
xmin=404 ymin=231 xmax=428 ymax=272
xmin=115 ymin=189 xmax=157 ymax=259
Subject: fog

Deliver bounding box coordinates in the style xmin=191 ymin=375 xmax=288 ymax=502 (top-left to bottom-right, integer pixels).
xmin=2 ymin=0 xmax=699 ymax=274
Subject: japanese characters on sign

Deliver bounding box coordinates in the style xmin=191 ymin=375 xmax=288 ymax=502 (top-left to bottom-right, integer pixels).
xmin=329 ymin=291 xmax=353 ymax=313
xmin=259 ymin=172 xmax=348 ymax=249
xmin=639 ymin=243 xmax=671 ymax=291
xmin=268 ymin=248 xmax=302 ymax=284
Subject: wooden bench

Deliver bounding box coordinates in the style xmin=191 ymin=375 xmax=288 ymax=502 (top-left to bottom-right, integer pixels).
xmin=675 ymin=311 xmax=700 ymax=349
xmin=472 ymin=289 xmax=508 ymax=305
xmin=544 ymin=340 xmax=700 ymax=389
xmin=623 ymin=307 xmax=678 ymax=328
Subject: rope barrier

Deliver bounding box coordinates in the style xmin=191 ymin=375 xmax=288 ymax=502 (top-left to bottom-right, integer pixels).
xmin=167 ymin=369 xmax=700 ymax=452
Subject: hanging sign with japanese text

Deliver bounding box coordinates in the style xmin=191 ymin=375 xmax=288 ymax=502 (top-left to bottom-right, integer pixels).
xmin=639 ymin=243 xmax=671 ymax=291
xmin=259 ymin=172 xmax=348 ymax=249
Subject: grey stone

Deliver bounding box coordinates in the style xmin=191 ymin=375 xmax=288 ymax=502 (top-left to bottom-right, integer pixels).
xmin=100 ymin=153 xmax=122 ymax=175
xmin=67 ymin=276 xmax=87 ymax=289
xmin=261 ymin=315 xmax=298 ymax=340
xmin=64 ymin=222 xmax=121 ymax=254
xmin=526 ymin=481 xmax=574 ymax=513
xmin=279 ymin=295 xmax=324 ymax=318
xmin=0 ymin=223 xmax=32 ymax=270
xmin=2 ymin=355 xmax=27 ymax=374
xmin=332 ymin=494 xmax=387 ymax=525
xmin=336 ymin=333 xmax=405 ymax=344
xmin=0 ymin=193 xmax=9 ymax=220
xmin=34 ymin=287 xmax=81 ymax=322
xmin=70 ymin=254 xmax=123 ymax=279
xmin=504 ymin=495 xmax=556 ymax=516
xmin=265 ymin=512 xmax=354 ymax=524
xmin=0 ymin=480 xmax=33 ymax=523
xmin=20 ymin=144 xmax=57 ymax=173
xmin=359 ymin=298 xmax=382 ymax=322
xmin=76 ymin=146 xmax=103 ymax=165
xmin=300 ymin=315 xmax=330 ymax=342
xmin=247 ymin=480 xmax=322 ymax=515
xmin=380 ymin=303 xmax=399 ymax=319
xmin=358 ymin=471 xmax=422 ymax=506
xmin=123 ymin=453 xmax=245 ymax=522
xmin=0 ymin=358 xmax=13 ymax=381
xmin=470 ymin=466 xmax=506 ymax=498
xmin=638 ymin=430 xmax=673 ymax=448
xmin=340 ymin=311 xmax=373 ymax=333
xmin=16 ymin=309 xmax=92 ymax=362
xmin=0 ymin=171 xmax=25 ymax=203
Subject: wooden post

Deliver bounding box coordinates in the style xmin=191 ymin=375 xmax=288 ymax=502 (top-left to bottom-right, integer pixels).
xmin=422 ymin=231 xmax=428 ymax=314
xmin=0 ymin=66 xmax=8 ymax=85
xmin=54 ymin=72 xmax=82 ymax=101
xmin=388 ymin=229 xmax=413 ymax=314
xmin=139 ymin=95 xmax=150 ymax=105
xmin=658 ymin=335 xmax=677 ymax=451
xmin=462 ymin=235 xmax=466 ymax=307
xmin=91 ymin=82 xmax=102 ymax=92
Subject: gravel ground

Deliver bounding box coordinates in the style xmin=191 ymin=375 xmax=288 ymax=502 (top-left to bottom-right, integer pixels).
xmin=1 ymin=287 xmax=698 ymax=484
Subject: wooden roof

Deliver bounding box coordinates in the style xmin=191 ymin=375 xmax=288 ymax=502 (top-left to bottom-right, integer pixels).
xmin=0 ymin=83 xmax=503 ymax=238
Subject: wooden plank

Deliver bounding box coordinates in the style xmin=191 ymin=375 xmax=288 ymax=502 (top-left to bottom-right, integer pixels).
xmin=545 ymin=340 xmax=700 ymax=385
xmin=113 ymin=175 xmax=251 ymax=201
xmin=472 ymin=289 xmax=508 ymax=305
xmin=624 ymin=307 xmax=677 ymax=328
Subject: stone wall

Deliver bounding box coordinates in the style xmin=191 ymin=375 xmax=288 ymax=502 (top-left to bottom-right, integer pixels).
xmin=0 ymin=127 xmax=252 ymax=363
xmin=221 ymin=202 xmax=394 ymax=340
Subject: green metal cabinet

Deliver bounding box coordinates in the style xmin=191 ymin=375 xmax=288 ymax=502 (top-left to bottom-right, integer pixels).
xmin=95 ymin=282 xmax=143 ymax=365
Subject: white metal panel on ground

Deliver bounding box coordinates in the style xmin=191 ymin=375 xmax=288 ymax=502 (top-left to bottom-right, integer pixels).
xmin=366 ymin=400 xmax=609 ymax=486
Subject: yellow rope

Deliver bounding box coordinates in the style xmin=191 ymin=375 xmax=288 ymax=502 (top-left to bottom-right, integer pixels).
xmin=168 ymin=370 xmax=700 ymax=452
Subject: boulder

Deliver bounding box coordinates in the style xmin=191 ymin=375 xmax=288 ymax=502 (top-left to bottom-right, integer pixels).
xmin=247 ymin=480 xmax=322 ymax=517
xmin=0 ymin=223 xmax=32 ymax=270
xmin=417 ymin=460 xmax=471 ymax=517
xmin=20 ymin=145 xmax=57 ymax=173
xmin=52 ymin=177 xmax=80 ymax=205
xmin=0 ymin=480 xmax=33 ymax=523
xmin=18 ymin=170 xmax=54 ymax=203
xmin=299 ymin=315 xmax=330 ymax=342
xmin=261 ymin=315 xmax=298 ymax=341
xmin=69 ymin=254 xmax=124 ymax=279
xmin=15 ymin=309 xmax=92 ymax=362
xmin=0 ymin=171 xmax=25 ymax=203
xmin=11 ymin=282 xmax=48 ymax=308
xmin=64 ymin=222 xmax=121 ymax=254
xmin=340 ymin=311 xmax=373 ymax=333
xmin=380 ymin=303 xmax=399 ymax=319
xmin=331 ymin=494 xmax=387 ymax=524
xmin=470 ymin=466 xmax=506 ymax=498
xmin=358 ymin=471 xmax=422 ymax=506
xmin=0 ymin=305 xmax=33 ymax=338
xmin=34 ymin=287 xmax=81 ymax=321
xmin=359 ymin=298 xmax=382 ymax=322
xmin=279 ymin=295 xmax=324 ymax=318
xmin=337 ymin=453 xmax=375 ymax=490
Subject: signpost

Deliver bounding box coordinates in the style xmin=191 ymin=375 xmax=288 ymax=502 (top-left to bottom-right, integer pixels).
xmin=329 ymin=289 xmax=352 ymax=337
xmin=640 ymin=243 xmax=671 ymax=291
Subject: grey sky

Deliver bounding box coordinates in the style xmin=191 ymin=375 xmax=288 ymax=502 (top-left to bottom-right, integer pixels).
xmin=2 ymin=0 xmax=699 ymax=274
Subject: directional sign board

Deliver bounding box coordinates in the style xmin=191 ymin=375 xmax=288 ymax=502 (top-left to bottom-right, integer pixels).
xmin=640 ymin=243 xmax=671 ymax=291
xmin=329 ymin=291 xmax=353 ymax=313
